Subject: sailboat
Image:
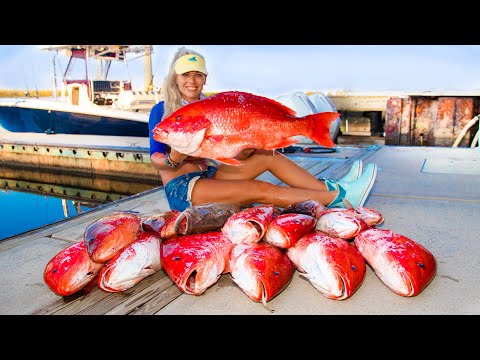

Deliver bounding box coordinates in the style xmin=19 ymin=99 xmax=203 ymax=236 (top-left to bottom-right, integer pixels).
xmin=0 ymin=45 xmax=159 ymax=136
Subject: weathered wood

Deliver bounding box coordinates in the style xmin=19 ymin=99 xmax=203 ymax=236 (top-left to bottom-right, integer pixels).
xmin=34 ymin=270 xmax=170 ymax=315
xmin=106 ymin=275 xmax=182 ymax=315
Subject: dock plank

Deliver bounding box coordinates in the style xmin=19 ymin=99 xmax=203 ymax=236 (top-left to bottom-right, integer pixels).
xmin=106 ymin=275 xmax=182 ymax=315
xmin=34 ymin=270 xmax=171 ymax=315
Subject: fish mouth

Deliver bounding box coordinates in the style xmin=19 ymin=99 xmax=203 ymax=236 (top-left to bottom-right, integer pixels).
xmin=377 ymin=271 xmax=414 ymax=296
xmin=184 ymin=270 xmax=198 ymax=294
xmin=300 ymin=270 xmax=350 ymax=300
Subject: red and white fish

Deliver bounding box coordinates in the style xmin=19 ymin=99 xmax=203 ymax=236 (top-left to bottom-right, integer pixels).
xmin=160 ymin=231 xmax=233 ymax=295
xmin=287 ymin=231 xmax=366 ymax=300
xmin=97 ymin=232 xmax=162 ymax=293
xmin=84 ymin=211 xmax=142 ymax=263
xmin=281 ymin=199 xmax=328 ymax=219
xmin=141 ymin=210 xmax=180 ymax=239
xmin=264 ymin=213 xmax=316 ymax=249
xmin=152 ymin=91 xmax=339 ymax=165
xmin=229 ymin=242 xmax=296 ymax=306
xmin=221 ymin=204 xmax=278 ymax=244
xmin=315 ymin=211 xmax=368 ymax=240
xmin=44 ymin=241 xmax=104 ymax=297
xmin=347 ymin=206 xmax=384 ymax=227
xmin=354 ymin=228 xmax=436 ymax=297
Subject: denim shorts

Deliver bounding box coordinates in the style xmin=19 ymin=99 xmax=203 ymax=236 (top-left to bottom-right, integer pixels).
xmin=164 ymin=166 xmax=217 ymax=212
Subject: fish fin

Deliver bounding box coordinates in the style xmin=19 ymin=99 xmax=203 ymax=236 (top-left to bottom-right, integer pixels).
xmin=264 ymin=137 xmax=300 ymax=150
xmin=216 ymin=157 xmax=244 ymax=166
xmin=305 ymin=111 xmax=340 ymax=148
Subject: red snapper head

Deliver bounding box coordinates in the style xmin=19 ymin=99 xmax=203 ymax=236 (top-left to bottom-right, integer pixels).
xmin=287 ymin=232 xmax=366 ymax=300
xmin=152 ymin=110 xmax=211 ymax=155
xmin=98 ymin=232 xmax=162 ymax=293
xmin=354 ymin=228 xmax=437 ymax=297
xmin=44 ymin=241 xmax=104 ymax=297
xmin=84 ymin=212 xmax=142 ymax=263
xmin=229 ymin=242 xmax=296 ymax=306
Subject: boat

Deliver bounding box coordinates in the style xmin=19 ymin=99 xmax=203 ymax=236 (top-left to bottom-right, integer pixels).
xmin=275 ymin=90 xmax=342 ymax=143
xmin=0 ymin=45 xmax=159 ymax=136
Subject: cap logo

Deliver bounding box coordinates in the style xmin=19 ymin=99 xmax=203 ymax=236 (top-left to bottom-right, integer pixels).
xmin=188 ymin=56 xmax=198 ymax=62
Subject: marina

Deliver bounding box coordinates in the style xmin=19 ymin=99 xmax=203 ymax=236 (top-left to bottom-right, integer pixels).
xmin=1 ymin=144 xmax=479 ymax=315
xmin=1 ymin=45 xmax=479 ymax=315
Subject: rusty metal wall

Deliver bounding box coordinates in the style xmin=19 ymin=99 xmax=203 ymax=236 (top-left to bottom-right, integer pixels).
xmin=385 ymin=96 xmax=479 ymax=146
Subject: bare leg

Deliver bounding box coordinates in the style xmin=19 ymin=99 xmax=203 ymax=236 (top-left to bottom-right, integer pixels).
xmin=214 ymin=149 xmax=329 ymax=191
xmin=191 ymin=178 xmax=338 ymax=208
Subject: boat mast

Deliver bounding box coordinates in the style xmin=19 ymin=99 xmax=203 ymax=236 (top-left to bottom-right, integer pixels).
xmin=144 ymin=45 xmax=153 ymax=91
xmin=52 ymin=52 xmax=58 ymax=100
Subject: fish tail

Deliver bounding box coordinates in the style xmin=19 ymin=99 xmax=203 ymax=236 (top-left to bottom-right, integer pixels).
xmin=304 ymin=111 xmax=340 ymax=148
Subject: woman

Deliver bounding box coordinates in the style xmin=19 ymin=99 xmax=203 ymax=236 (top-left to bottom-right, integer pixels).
xmin=149 ymin=47 xmax=377 ymax=212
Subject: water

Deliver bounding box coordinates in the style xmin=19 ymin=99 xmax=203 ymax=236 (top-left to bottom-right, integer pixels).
xmin=0 ymin=190 xmax=96 ymax=240
xmin=0 ymin=166 xmax=159 ymax=241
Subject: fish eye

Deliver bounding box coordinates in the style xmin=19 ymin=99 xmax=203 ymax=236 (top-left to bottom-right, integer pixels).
xmin=418 ymin=262 xmax=425 ymax=268
xmin=351 ymin=265 xmax=357 ymax=271
xmin=176 ymin=115 xmax=182 ymax=121
xmin=273 ymin=271 xmax=279 ymax=276
xmin=174 ymin=256 xmax=181 ymax=261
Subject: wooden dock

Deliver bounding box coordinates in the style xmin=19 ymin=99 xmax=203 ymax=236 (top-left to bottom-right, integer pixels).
xmin=0 ymin=145 xmax=376 ymax=315
xmin=0 ymin=132 xmax=161 ymax=182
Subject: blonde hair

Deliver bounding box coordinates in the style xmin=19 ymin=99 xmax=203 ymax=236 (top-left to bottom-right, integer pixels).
xmin=161 ymin=47 xmax=206 ymax=119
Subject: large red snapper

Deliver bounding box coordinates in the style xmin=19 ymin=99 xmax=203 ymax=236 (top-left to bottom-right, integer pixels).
xmin=44 ymin=241 xmax=104 ymax=297
xmin=354 ymin=228 xmax=436 ymax=297
xmin=229 ymin=242 xmax=296 ymax=306
xmin=98 ymin=232 xmax=162 ymax=292
xmin=84 ymin=211 xmax=142 ymax=263
xmin=160 ymin=231 xmax=233 ymax=295
xmin=287 ymin=231 xmax=366 ymax=300
xmin=152 ymin=91 xmax=339 ymax=165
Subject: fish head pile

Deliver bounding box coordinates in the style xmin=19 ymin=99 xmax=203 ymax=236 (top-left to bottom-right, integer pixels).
xmin=354 ymin=228 xmax=437 ymax=297
xmin=98 ymin=232 xmax=162 ymax=292
xmin=287 ymin=231 xmax=366 ymax=300
xmin=44 ymin=241 xmax=104 ymax=297
xmin=160 ymin=231 xmax=233 ymax=295
xmin=229 ymin=242 xmax=296 ymax=305
xmin=221 ymin=204 xmax=278 ymax=244
xmin=84 ymin=211 xmax=142 ymax=263
xmin=264 ymin=213 xmax=316 ymax=249
xmin=153 ymin=91 xmax=339 ymax=165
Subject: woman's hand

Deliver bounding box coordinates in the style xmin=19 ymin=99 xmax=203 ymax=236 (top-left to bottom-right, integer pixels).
xmin=169 ymin=149 xmax=188 ymax=165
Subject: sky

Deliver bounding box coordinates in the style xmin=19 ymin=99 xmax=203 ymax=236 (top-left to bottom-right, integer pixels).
xmin=1 ymin=45 xmax=480 ymax=98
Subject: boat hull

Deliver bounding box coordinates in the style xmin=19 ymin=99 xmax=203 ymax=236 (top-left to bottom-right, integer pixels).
xmin=0 ymin=102 xmax=149 ymax=136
